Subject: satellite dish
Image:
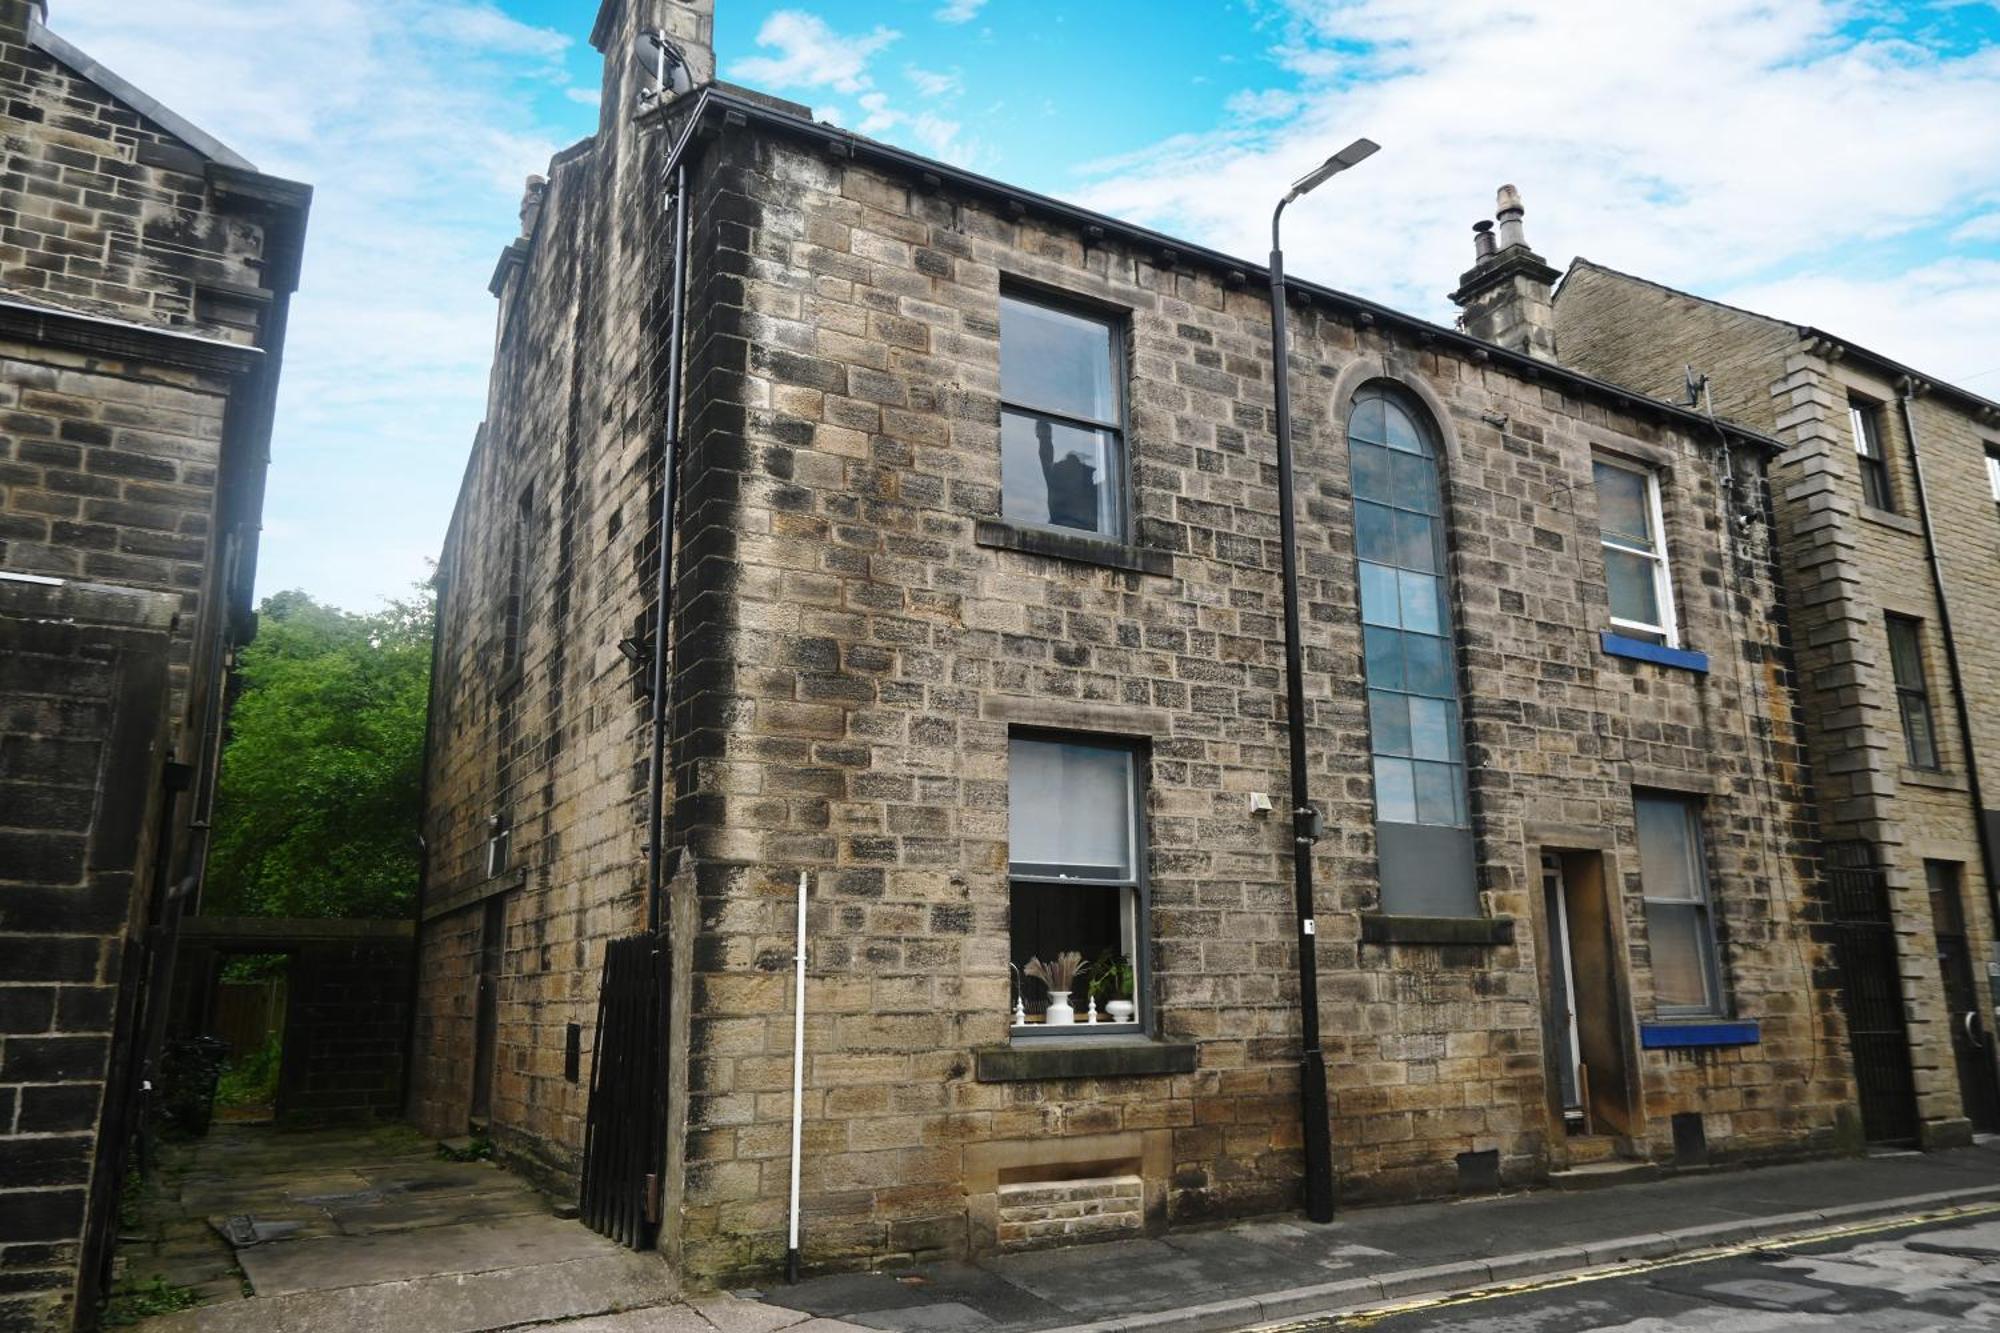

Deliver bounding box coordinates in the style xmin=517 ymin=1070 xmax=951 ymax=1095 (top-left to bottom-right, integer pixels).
xmin=633 ymin=29 xmax=694 ymax=106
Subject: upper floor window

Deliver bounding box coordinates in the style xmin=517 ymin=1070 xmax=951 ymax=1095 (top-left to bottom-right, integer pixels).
xmin=1986 ymin=449 xmax=2000 ymax=506
xmin=1008 ymin=734 xmax=1145 ymax=1033
xmin=998 ymin=292 xmax=1126 ymax=538
xmin=1634 ymin=792 xmax=1723 ymax=1017
xmin=1348 ymin=386 xmax=1478 ymax=917
xmin=1886 ymin=614 xmax=1940 ymax=770
xmin=1592 ymin=459 xmax=1679 ymax=647
xmin=1849 ymin=398 xmax=1894 ymax=512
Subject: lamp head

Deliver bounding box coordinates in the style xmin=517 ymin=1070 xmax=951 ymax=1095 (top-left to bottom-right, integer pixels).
xmin=1285 ymin=137 xmax=1380 ymax=202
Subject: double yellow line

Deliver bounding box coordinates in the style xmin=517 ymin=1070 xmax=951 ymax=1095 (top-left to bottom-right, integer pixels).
xmin=1255 ymin=1199 xmax=2000 ymax=1331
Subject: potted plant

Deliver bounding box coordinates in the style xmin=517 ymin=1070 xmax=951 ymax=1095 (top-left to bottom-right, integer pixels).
xmin=1024 ymin=952 xmax=1085 ymax=1025
xmin=1087 ymin=950 xmax=1136 ymax=1023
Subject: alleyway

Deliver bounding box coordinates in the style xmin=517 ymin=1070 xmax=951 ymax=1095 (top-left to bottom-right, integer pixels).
xmin=113 ymin=1123 xmax=854 ymax=1332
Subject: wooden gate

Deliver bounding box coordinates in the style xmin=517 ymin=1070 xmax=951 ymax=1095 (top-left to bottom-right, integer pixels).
xmin=579 ymin=933 xmax=669 ymax=1248
xmin=1824 ymin=841 xmax=1919 ymax=1144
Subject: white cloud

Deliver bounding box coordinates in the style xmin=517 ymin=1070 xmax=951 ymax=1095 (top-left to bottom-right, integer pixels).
xmin=1722 ymin=258 xmax=2000 ymax=388
xmin=564 ymin=86 xmax=601 ymax=106
xmin=1951 ymin=211 xmax=2000 ymax=243
xmin=1073 ymin=0 xmax=2000 ymax=384
xmin=731 ymin=11 xmax=899 ymax=95
xmin=857 ymin=91 xmax=900 ymax=136
xmin=936 ymin=0 xmax=988 ymax=24
xmin=906 ymin=64 xmax=964 ymax=98
xmin=45 ymin=0 xmax=580 ymax=611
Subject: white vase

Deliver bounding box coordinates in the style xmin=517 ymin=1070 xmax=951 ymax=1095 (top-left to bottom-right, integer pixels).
xmin=1105 ymin=1000 xmax=1135 ymax=1023
xmin=1046 ymin=997 xmax=1075 ymax=1026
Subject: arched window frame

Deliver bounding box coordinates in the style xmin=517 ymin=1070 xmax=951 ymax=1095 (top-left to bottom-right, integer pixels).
xmin=1344 ymin=381 xmax=1480 ymax=918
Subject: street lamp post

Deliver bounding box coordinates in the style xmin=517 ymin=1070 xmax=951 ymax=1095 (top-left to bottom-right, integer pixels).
xmin=1268 ymin=137 xmax=1378 ymax=1226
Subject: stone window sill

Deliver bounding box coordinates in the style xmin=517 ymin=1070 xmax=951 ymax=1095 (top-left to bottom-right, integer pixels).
xmin=1360 ymin=914 xmax=1514 ymax=947
xmin=974 ymin=1038 xmax=1196 ymax=1083
xmin=1859 ymin=505 xmax=1924 ymax=537
xmin=1599 ymin=631 xmax=1709 ymax=674
xmin=1902 ymin=766 xmax=1968 ymax=792
xmin=975 ymin=519 xmax=1172 ymax=577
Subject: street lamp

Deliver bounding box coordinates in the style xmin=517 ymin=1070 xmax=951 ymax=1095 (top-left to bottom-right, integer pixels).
xmin=1268 ymin=137 xmax=1377 ymax=1227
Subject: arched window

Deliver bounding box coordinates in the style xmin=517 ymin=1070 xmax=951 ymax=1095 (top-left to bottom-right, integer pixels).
xmin=1347 ymin=386 xmax=1478 ymax=917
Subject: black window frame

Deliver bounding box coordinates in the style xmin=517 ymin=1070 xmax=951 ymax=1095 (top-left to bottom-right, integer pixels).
xmin=1886 ymin=613 xmax=1941 ymax=771
xmin=1849 ymin=397 xmax=1895 ymax=513
xmin=996 ymin=285 xmax=1132 ymax=543
xmin=1005 ymin=729 xmax=1151 ymax=1041
xmin=1633 ymin=790 xmax=1726 ymax=1019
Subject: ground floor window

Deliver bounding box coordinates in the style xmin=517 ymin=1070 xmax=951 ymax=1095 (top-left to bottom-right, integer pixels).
xmin=1007 ymin=733 xmax=1144 ymax=1033
xmin=1634 ymin=791 xmax=1723 ymax=1017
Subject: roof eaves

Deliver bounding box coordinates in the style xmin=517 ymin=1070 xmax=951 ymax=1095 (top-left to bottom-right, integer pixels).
xmin=28 ymin=17 xmax=257 ymax=172
xmin=691 ymin=86 xmax=1781 ymax=452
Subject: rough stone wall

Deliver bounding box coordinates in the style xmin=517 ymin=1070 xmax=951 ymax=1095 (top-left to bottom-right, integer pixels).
xmin=0 ymin=575 xmax=175 ymax=1333
xmin=657 ymin=128 xmax=1848 ymax=1281
xmin=0 ymin=0 xmax=267 ymax=339
xmin=1558 ymin=261 xmax=2000 ymax=1146
xmin=410 ymin=0 xmax=712 ymax=1193
xmin=1553 ymin=261 xmax=1795 ymax=432
xmin=0 ymin=345 xmax=227 ymax=709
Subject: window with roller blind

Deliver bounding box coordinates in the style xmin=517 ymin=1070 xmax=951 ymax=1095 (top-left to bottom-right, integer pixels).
xmin=1634 ymin=792 xmax=1724 ymax=1017
xmin=1007 ymin=733 xmax=1146 ymax=1033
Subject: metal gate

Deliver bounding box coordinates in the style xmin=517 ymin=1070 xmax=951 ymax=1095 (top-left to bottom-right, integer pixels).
xmin=579 ymin=933 xmax=669 ymax=1248
xmin=1824 ymin=842 xmax=1919 ymax=1144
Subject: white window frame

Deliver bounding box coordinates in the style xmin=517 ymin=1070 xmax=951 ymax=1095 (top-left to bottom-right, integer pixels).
xmin=1986 ymin=448 xmax=2000 ymax=505
xmin=1594 ymin=458 xmax=1680 ymax=649
xmin=1635 ymin=792 xmax=1725 ymax=1019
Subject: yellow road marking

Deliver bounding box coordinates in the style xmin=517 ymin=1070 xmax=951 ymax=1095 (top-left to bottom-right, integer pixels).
xmin=1251 ymin=1199 xmax=2000 ymax=1331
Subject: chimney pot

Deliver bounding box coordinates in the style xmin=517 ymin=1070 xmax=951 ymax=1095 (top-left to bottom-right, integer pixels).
xmin=1472 ymin=219 xmax=1497 ymax=260
xmin=519 ymin=174 xmax=548 ymax=238
xmin=1495 ymin=184 xmax=1527 ymax=250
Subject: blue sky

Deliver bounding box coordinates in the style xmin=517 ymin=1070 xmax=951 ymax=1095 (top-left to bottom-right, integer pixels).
xmin=44 ymin=0 xmax=2000 ymax=611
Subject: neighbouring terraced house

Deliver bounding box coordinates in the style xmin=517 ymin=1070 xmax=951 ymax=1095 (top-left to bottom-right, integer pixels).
xmin=405 ymin=0 xmax=1905 ymax=1286
xmin=1554 ymin=256 xmax=2000 ymax=1152
xmin=0 ymin=1 xmax=309 ymax=1327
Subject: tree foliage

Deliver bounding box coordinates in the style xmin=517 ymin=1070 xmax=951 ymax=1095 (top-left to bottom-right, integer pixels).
xmin=204 ymin=587 xmax=433 ymax=919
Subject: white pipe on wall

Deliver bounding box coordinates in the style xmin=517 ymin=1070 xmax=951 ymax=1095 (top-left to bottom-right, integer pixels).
xmin=786 ymin=869 xmax=808 ymax=1282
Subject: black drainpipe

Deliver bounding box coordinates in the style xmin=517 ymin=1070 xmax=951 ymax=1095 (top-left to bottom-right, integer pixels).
xmin=646 ymin=160 xmax=691 ymax=935
xmin=1894 ymin=381 xmax=1999 ymax=910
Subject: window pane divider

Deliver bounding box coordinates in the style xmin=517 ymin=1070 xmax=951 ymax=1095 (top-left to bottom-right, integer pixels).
xmin=1000 ymin=399 xmax=1122 ymax=434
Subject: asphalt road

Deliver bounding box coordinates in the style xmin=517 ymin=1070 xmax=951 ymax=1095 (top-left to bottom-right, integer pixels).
xmin=1294 ymin=1208 xmax=2000 ymax=1331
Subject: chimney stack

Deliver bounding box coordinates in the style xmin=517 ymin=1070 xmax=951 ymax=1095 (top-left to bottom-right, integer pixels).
xmin=518 ymin=175 xmax=548 ymax=239
xmin=1450 ymin=184 xmax=1560 ymax=363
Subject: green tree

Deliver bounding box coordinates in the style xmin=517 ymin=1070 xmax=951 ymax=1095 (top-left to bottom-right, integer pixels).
xmin=204 ymin=586 xmax=433 ymax=918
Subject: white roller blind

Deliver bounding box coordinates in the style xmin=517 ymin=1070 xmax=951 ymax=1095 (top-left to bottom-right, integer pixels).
xmin=1008 ymin=737 xmax=1133 ymax=877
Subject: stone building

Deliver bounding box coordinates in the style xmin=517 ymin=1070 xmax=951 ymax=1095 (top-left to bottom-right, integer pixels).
xmin=1555 ymin=255 xmax=2000 ymax=1150
xmin=0 ymin=2 xmax=308 ymax=1325
xmin=412 ymin=0 xmax=1857 ymax=1286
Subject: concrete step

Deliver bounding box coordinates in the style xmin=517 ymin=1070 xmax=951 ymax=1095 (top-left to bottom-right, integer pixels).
xmin=137 ymin=1250 xmax=676 ymax=1333
xmin=1562 ymin=1135 xmax=1623 ymax=1166
xmin=1549 ymin=1159 xmax=1661 ymax=1191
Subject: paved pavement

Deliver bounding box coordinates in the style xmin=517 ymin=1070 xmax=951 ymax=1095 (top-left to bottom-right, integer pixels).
xmin=119 ymin=1123 xmax=840 ymax=1333
xmin=115 ymin=1125 xmax=2000 ymax=1333
xmin=755 ymin=1144 xmax=2000 ymax=1333
xmin=1318 ymin=1208 xmax=2000 ymax=1330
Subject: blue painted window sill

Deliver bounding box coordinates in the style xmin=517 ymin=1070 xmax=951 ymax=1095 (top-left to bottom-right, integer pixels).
xmin=1601 ymin=632 xmax=1709 ymax=674
xmin=1640 ymin=1020 xmax=1760 ymax=1049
